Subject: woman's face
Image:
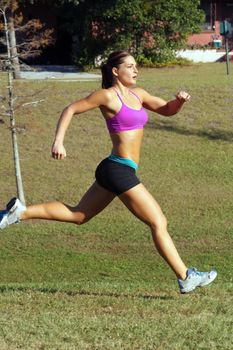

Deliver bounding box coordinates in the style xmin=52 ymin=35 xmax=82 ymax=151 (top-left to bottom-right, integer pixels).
xmin=113 ymin=55 xmax=138 ymax=87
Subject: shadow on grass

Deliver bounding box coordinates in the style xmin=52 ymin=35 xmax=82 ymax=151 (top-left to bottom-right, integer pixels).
xmin=0 ymin=284 xmax=174 ymax=301
xmin=148 ymin=121 xmax=233 ymax=142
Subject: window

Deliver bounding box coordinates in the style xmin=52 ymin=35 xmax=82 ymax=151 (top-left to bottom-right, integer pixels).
xmin=221 ymin=1 xmax=233 ymax=23
xmin=200 ymin=1 xmax=215 ymax=31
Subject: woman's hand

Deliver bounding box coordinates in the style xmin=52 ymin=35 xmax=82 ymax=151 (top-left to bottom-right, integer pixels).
xmin=51 ymin=141 xmax=67 ymax=160
xmin=176 ymin=91 xmax=191 ymax=102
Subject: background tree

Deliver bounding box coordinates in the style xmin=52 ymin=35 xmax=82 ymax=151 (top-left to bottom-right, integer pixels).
xmin=52 ymin=0 xmax=204 ymax=67
xmin=1 ymin=0 xmax=54 ymax=78
xmin=55 ymin=0 xmax=148 ymax=66
xmin=141 ymin=0 xmax=205 ymax=64
xmin=0 ymin=0 xmax=54 ymax=204
xmin=0 ymin=0 xmax=25 ymax=203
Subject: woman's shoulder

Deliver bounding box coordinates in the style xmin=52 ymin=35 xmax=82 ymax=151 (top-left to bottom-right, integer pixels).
xmin=85 ymin=88 xmax=115 ymax=106
xmin=102 ymin=87 xmax=117 ymax=100
xmin=89 ymin=88 xmax=115 ymax=101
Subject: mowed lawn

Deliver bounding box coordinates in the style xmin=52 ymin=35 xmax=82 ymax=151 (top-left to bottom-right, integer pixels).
xmin=0 ymin=63 xmax=233 ymax=349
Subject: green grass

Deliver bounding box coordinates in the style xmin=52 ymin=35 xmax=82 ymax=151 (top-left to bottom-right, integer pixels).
xmin=0 ymin=63 xmax=233 ymax=349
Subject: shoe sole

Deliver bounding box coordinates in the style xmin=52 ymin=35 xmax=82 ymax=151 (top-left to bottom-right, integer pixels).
xmin=180 ymin=286 xmax=197 ymax=294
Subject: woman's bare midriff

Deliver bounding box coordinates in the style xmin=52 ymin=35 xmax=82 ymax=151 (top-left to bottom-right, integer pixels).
xmin=109 ymin=129 xmax=144 ymax=164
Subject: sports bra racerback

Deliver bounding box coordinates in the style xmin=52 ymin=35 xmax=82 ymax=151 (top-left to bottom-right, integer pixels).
xmin=106 ymin=88 xmax=149 ymax=134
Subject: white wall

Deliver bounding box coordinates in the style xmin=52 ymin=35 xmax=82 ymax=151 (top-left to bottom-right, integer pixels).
xmin=176 ymin=49 xmax=233 ymax=63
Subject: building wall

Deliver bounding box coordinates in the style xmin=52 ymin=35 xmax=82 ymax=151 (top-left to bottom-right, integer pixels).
xmin=188 ymin=0 xmax=233 ymax=48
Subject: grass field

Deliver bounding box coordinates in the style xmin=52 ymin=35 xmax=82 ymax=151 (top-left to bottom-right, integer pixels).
xmin=0 ymin=63 xmax=233 ymax=349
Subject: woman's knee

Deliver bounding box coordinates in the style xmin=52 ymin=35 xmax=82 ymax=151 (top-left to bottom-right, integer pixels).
xmin=73 ymin=212 xmax=91 ymax=225
xmin=149 ymin=213 xmax=167 ymax=232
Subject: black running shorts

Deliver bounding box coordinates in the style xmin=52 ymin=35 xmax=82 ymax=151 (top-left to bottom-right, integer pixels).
xmin=95 ymin=158 xmax=140 ymax=195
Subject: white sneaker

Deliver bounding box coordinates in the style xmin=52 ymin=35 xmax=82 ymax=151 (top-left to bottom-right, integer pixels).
xmin=0 ymin=198 xmax=26 ymax=229
xmin=178 ymin=267 xmax=217 ymax=294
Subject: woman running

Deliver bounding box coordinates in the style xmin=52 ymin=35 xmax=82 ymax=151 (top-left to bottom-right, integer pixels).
xmin=0 ymin=50 xmax=217 ymax=293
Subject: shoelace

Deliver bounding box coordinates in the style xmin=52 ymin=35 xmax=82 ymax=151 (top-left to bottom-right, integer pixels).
xmin=189 ymin=268 xmax=203 ymax=278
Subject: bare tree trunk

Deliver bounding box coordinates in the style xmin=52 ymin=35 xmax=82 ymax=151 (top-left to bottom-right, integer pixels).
xmin=2 ymin=8 xmax=26 ymax=204
xmin=7 ymin=72 xmax=26 ymax=204
xmin=8 ymin=16 xmax=21 ymax=79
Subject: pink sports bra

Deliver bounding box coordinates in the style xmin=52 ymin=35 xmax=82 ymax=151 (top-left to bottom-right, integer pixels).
xmin=106 ymin=89 xmax=149 ymax=134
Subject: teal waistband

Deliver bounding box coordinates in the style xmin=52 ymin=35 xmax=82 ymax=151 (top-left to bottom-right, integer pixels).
xmin=108 ymin=154 xmax=138 ymax=171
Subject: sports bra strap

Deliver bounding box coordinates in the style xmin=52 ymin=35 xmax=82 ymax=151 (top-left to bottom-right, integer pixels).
xmin=112 ymin=87 xmax=124 ymax=103
xmin=112 ymin=87 xmax=142 ymax=105
xmin=129 ymin=90 xmax=142 ymax=104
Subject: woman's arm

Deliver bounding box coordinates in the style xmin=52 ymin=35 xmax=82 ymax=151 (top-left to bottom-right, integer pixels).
xmin=51 ymin=89 xmax=108 ymax=159
xmin=136 ymin=88 xmax=190 ymax=117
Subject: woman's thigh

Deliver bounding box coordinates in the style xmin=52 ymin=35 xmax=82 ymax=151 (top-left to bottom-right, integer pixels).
xmin=119 ymin=183 xmax=165 ymax=226
xmin=73 ymin=181 xmax=116 ymax=221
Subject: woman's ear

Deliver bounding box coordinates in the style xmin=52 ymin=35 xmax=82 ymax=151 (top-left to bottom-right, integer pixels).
xmin=112 ymin=67 xmax=118 ymax=77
